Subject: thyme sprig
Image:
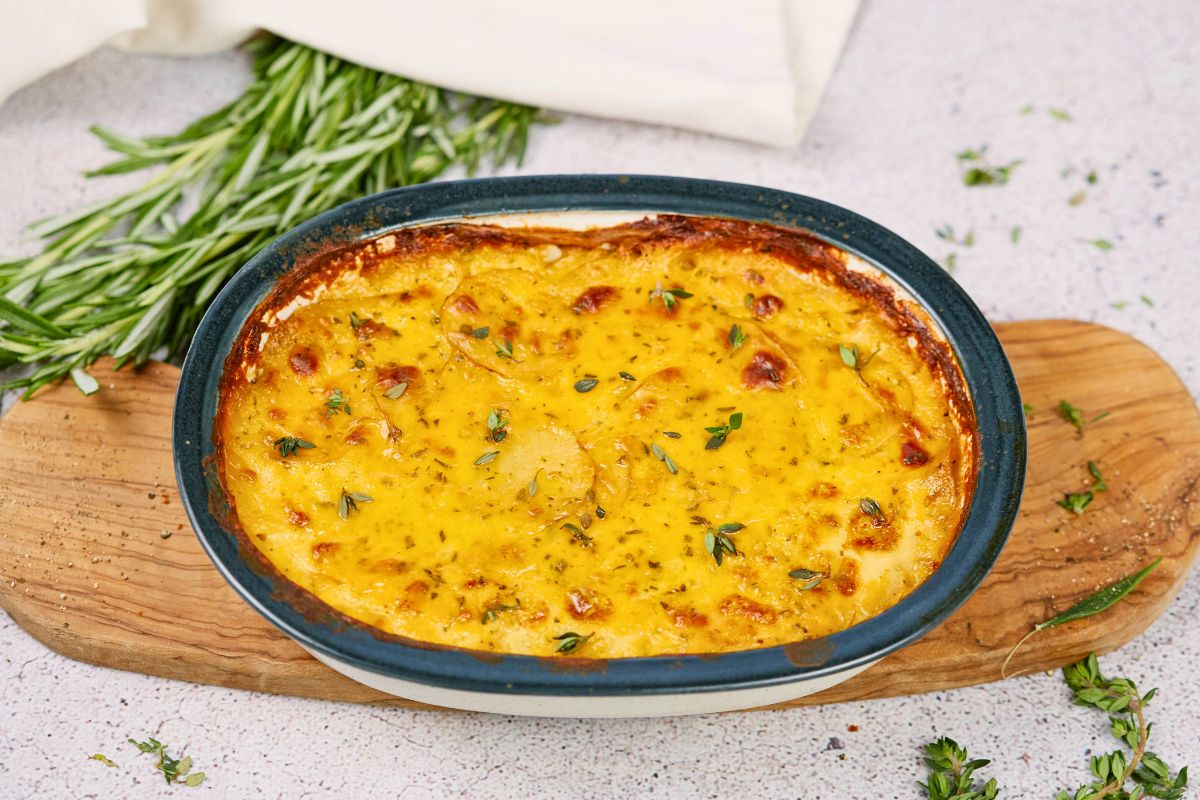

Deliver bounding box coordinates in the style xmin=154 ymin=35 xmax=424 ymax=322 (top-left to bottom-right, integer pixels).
xmin=704 ymin=411 xmax=743 ymax=450
xmin=274 ymin=436 xmax=315 ymax=458
xmin=922 ymin=654 xmax=1188 ymax=800
xmin=0 ymin=36 xmax=540 ymax=397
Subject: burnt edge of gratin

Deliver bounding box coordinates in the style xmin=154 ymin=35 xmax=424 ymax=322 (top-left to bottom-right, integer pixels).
xmin=211 ymin=214 xmax=980 ymax=663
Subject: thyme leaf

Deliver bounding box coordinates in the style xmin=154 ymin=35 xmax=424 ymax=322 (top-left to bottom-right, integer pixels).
xmin=274 ymin=436 xmax=315 ymax=458
xmin=553 ymin=631 xmax=593 ymax=653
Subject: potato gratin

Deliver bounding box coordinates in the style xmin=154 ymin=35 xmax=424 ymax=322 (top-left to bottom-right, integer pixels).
xmin=216 ymin=216 xmax=976 ymax=658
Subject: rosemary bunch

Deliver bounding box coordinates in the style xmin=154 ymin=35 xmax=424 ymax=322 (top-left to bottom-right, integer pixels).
xmin=0 ymin=36 xmax=540 ymax=396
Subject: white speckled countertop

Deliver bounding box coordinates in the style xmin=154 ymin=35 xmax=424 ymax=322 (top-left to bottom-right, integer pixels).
xmin=2 ymin=2 xmax=1198 ymax=798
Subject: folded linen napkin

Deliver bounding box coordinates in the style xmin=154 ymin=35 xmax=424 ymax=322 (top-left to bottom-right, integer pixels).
xmin=0 ymin=0 xmax=859 ymax=145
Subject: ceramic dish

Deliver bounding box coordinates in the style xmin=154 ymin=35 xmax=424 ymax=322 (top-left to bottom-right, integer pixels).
xmin=174 ymin=175 xmax=1026 ymax=717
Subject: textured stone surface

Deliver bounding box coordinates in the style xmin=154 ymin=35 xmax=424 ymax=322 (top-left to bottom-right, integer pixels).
xmin=1 ymin=1 xmax=1197 ymax=798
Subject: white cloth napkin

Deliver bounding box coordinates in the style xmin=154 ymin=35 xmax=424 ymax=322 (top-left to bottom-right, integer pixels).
xmin=0 ymin=0 xmax=859 ymax=146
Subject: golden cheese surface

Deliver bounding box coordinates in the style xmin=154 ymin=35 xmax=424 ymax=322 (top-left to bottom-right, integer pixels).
xmin=217 ymin=216 xmax=975 ymax=659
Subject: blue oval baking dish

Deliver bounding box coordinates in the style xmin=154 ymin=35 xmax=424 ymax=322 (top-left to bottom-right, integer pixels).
xmin=173 ymin=174 xmax=1026 ymax=717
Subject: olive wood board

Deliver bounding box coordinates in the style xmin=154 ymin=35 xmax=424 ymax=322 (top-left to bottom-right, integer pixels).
xmin=1 ymin=319 xmax=1197 ymax=712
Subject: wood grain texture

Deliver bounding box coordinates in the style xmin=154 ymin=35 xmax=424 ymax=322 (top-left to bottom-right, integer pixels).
xmin=0 ymin=320 xmax=1197 ymax=711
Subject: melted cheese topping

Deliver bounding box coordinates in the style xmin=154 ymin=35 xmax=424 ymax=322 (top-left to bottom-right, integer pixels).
xmin=217 ymin=217 xmax=974 ymax=658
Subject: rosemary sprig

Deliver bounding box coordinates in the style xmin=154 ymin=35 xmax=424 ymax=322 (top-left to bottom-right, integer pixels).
xmin=0 ymin=36 xmax=540 ymax=397
xmin=1001 ymin=558 xmax=1161 ymax=678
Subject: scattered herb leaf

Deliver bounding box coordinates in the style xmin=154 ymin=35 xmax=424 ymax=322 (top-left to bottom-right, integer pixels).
xmin=384 ymin=382 xmax=408 ymax=400
xmin=618 ymin=371 xmax=637 ymax=381
xmin=274 ymin=436 xmax=315 ymax=458
xmin=1141 ymin=294 xmax=1154 ymax=307
xmin=574 ymin=378 xmax=599 ymax=393
xmin=703 ymin=523 xmax=742 ymax=566
xmin=127 ymin=737 xmax=205 ymax=787
xmin=651 ymin=443 xmax=679 ymax=475
xmin=649 ymin=281 xmax=694 ymax=310
xmin=1057 ymin=491 xmax=1094 ymax=515
xmin=704 ymin=411 xmax=744 ymax=450
xmin=1022 ymin=402 xmax=1034 ymax=418
xmin=957 ymin=146 xmax=1022 ymax=186
xmin=1088 ymin=460 xmax=1108 ymax=492
xmin=474 ymin=450 xmax=500 ymax=466
xmin=1087 ymin=238 xmax=1114 ymax=250
xmin=338 ymin=488 xmax=373 ymax=520
xmin=935 ymin=225 xmax=975 ymax=247
xmin=859 ymin=497 xmax=883 ymax=517
xmin=89 ymin=754 xmax=118 ymax=768
xmin=727 ymin=323 xmax=747 ymax=353
xmin=1048 ymin=107 xmax=1072 ymax=122
xmin=663 ymin=430 xmax=682 ymax=439
xmin=788 ymin=568 xmax=828 ymax=591
xmin=1010 ymin=226 xmax=1022 ymax=244
xmin=481 ymin=600 xmax=520 ymax=624
xmin=494 ymin=339 xmax=518 ymax=361
xmin=349 ymin=311 xmax=362 ymax=330
xmin=324 ymin=388 xmax=351 ymax=416
xmin=486 ymin=408 xmax=509 ymax=442
xmin=527 ymin=470 xmax=539 ymax=499
xmin=553 ymin=631 xmax=593 ymax=653
xmin=470 ymin=326 xmax=489 ymax=339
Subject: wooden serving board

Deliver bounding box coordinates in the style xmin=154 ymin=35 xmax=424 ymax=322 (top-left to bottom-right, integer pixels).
xmin=1 ymin=320 xmax=1198 ymax=711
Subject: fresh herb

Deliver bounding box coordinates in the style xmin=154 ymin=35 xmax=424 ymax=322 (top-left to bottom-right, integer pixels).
xmin=1011 ymin=226 xmax=1022 ymax=244
xmin=324 ymin=388 xmax=351 ymax=416
xmin=1048 ymin=107 xmax=1073 ymax=122
xmin=957 ymin=146 xmax=1022 ymax=187
xmin=527 ymin=470 xmax=539 ymax=499
xmin=0 ymin=36 xmax=539 ymax=398
xmin=618 ymin=371 xmax=637 ymax=381
xmin=727 ymin=324 xmax=747 ymax=353
xmin=743 ymin=293 xmax=755 ymax=309
xmin=1088 ymin=460 xmax=1108 ymax=492
xmin=1086 ymin=170 xmax=1098 ymax=185
xmin=704 ymin=411 xmax=743 ymax=450
xmin=486 ymin=408 xmax=509 ymax=442
xmin=859 ymin=497 xmax=884 ymax=518
xmin=470 ymin=326 xmax=489 ymax=339
xmin=649 ymin=281 xmax=693 ymax=310
xmin=595 ymin=506 xmax=606 ymax=518
xmin=788 ymin=568 xmax=828 ymax=591
xmin=1019 ymin=104 xmax=1035 ymax=114
xmin=553 ymin=631 xmax=593 ymax=653
xmin=494 ymin=339 xmax=518 ymax=361
xmin=127 ymin=737 xmax=206 ymax=787
xmin=574 ymin=378 xmax=599 ymax=393
xmin=651 ymin=443 xmax=679 ymax=475
xmin=924 ymin=653 xmax=1189 ymax=800
xmin=562 ymin=522 xmax=593 ymax=547
xmin=349 ymin=311 xmax=363 ymax=330
xmin=480 ymin=600 xmax=520 ymax=624
xmin=274 ymin=436 xmax=315 ymax=458
xmin=1141 ymin=294 xmax=1154 ymax=307
xmin=703 ymin=523 xmax=744 ymax=566
xmin=384 ymin=382 xmax=408 ymax=399
xmin=1058 ymin=491 xmax=1094 ymax=515
xmin=1059 ymin=399 xmax=1109 ymax=434
xmin=89 ymin=754 xmax=118 ymax=768
xmin=1056 ymin=653 xmax=1188 ymax=799
xmin=935 ymin=225 xmax=975 ymax=247
xmin=919 ymin=737 xmax=999 ymax=800
xmin=838 ymin=344 xmax=876 ymax=384
xmin=663 ymin=431 xmax=682 ymax=439
xmin=338 ymin=488 xmax=373 ymax=520
xmin=1111 ymin=301 xmax=1130 ymax=310
xmin=943 ymin=253 xmax=958 ymax=273
xmin=353 ymin=357 xmax=365 ymax=369
xmin=1022 ymin=402 xmax=1035 ymax=418
xmin=474 ymin=450 xmax=500 ymax=466
xmin=1001 ymin=559 xmax=1161 ymax=678
xmin=1087 ymin=238 xmax=1115 ymax=251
